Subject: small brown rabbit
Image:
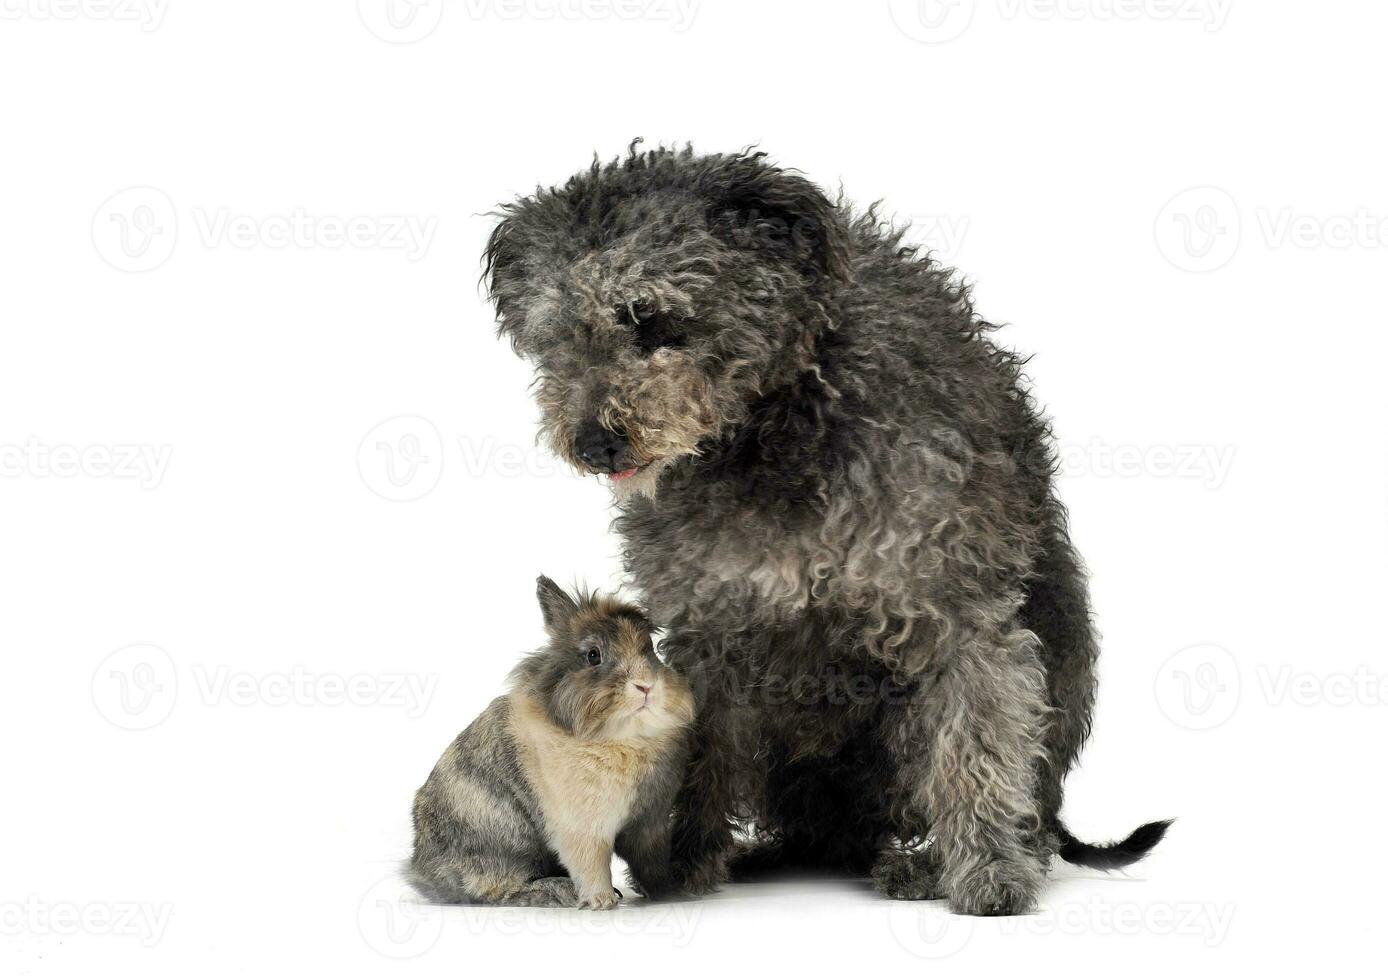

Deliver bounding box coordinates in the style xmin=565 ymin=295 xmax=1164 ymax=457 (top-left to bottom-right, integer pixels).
xmin=410 ymin=576 xmax=694 ymax=908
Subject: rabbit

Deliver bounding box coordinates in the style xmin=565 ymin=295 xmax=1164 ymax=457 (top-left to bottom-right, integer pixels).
xmin=409 ymin=575 xmax=695 ymax=909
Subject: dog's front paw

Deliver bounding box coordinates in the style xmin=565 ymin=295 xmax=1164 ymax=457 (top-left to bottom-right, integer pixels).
xmin=872 ymin=848 xmax=944 ymax=901
xmin=671 ymin=854 xmax=728 ymax=897
xmin=579 ymin=888 xmax=622 ymax=911
xmin=626 ymin=870 xmax=676 ymax=901
xmin=947 ymin=859 xmax=1042 ymax=916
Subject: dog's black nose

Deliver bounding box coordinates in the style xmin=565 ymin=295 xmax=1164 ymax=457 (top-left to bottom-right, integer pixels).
xmin=573 ymin=422 xmax=628 ymax=473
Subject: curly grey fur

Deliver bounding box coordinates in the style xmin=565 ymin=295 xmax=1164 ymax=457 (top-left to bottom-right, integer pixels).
xmin=483 ymin=142 xmax=1164 ymax=915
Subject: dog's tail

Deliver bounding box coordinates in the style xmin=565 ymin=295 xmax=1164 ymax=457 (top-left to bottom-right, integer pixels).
xmin=1055 ymin=818 xmax=1172 ymax=870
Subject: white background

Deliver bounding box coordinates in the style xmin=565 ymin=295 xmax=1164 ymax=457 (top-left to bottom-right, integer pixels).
xmin=2 ymin=1 xmax=1384 ymax=976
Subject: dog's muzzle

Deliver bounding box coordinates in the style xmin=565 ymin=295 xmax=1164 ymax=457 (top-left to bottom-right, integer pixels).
xmin=573 ymin=421 xmax=630 ymax=474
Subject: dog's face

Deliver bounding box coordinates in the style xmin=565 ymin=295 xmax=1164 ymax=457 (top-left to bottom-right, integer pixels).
xmin=484 ymin=146 xmax=848 ymax=497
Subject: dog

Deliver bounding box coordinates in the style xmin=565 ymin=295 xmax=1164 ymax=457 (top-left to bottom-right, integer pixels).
xmin=482 ymin=142 xmax=1168 ymax=915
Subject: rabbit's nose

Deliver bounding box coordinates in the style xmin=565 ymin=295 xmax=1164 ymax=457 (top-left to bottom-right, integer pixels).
xmin=633 ymin=683 xmax=652 ymax=695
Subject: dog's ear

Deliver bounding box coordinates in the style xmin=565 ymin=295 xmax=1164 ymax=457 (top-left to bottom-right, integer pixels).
xmin=536 ymin=575 xmax=579 ymax=635
xmin=700 ymin=151 xmax=850 ymax=285
xmin=484 ymin=207 xmax=543 ymax=351
xmin=482 ymin=212 xmax=520 ymax=311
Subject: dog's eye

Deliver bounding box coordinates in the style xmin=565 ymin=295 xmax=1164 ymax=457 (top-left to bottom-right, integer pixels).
xmin=585 ymin=647 xmax=602 ymax=666
xmin=618 ymin=303 xmax=684 ymax=355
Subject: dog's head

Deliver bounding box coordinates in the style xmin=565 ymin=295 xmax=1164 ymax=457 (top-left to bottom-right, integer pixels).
xmin=483 ymin=144 xmax=849 ymax=497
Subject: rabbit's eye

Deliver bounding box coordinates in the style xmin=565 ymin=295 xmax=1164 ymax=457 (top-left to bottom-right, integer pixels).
xmin=585 ymin=647 xmax=602 ymax=666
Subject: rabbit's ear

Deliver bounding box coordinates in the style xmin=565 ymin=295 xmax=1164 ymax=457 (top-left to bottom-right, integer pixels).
xmin=536 ymin=575 xmax=579 ymax=635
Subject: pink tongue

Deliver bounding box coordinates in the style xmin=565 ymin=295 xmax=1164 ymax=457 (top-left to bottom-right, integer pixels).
xmin=609 ymin=468 xmax=639 ymax=481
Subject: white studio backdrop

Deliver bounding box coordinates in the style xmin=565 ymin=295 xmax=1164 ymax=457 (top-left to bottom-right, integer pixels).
xmin=1 ymin=1 xmax=1384 ymax=977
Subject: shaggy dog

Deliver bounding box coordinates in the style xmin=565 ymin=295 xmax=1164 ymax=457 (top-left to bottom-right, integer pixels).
xmin=482 ymin=143 xmax=1168 ymax=915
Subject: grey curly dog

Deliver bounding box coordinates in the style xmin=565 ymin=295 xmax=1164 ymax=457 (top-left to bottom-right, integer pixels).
xmin=482 ymin=143 xmax=1169 ymax=915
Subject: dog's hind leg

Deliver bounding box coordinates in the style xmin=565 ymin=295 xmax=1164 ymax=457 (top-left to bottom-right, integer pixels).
xmin=890 ymin=614 xmax=1050 ymax=915
xmin=743 ymin=737 xmax=889 ymax=879
xmin=1021 ymin=498 xmax=1099 ymax=840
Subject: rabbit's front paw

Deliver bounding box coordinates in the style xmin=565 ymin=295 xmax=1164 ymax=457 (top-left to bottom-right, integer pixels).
xmin=579 ymin=887 xmax=622 ymax=911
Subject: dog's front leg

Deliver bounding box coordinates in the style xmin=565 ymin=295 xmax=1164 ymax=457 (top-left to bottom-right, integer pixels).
xmin=664 ymin=635 xmax=747 ymax=895
xmin=895 ymin=622 xmax=1050 ymax=915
